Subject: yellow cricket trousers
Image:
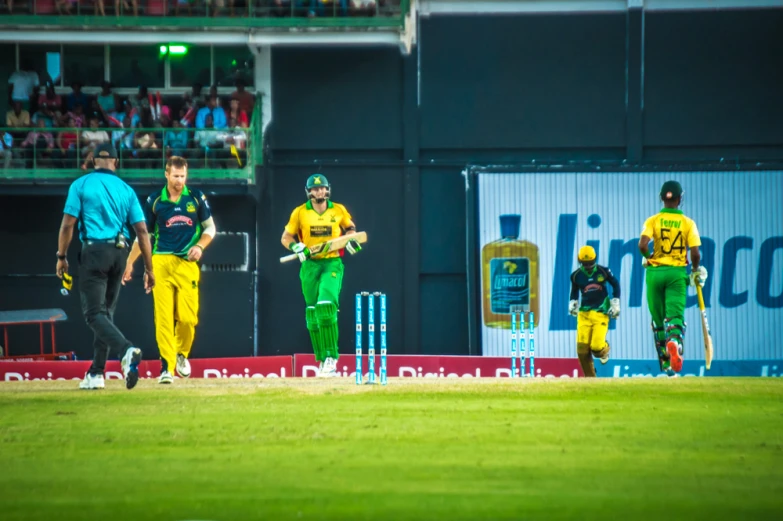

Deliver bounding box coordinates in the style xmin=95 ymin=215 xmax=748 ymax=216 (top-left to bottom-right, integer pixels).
xmin=152 ymin=254 xmax=200 ymax=373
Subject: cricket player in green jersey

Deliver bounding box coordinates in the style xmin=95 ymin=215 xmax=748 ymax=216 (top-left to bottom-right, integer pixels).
xmin=639 ymin=180 xmax=707 ymax=376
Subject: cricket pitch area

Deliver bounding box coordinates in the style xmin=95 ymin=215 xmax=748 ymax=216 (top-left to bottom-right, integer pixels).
xmin=1 ymin=377 xmax=781 ymax=521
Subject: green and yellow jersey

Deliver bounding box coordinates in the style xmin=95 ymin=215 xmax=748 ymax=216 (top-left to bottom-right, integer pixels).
xmin=640 ymin=208 xmax=701 ymax=267
xmin=285 ymin=200 xmax=354 ymax=259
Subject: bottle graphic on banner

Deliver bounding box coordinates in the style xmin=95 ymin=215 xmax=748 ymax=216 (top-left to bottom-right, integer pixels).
xmin=481 ymin=214 xmax=539 ymax=328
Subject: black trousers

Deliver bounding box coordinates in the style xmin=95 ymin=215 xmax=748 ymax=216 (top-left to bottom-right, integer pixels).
xmin=78 ymin=243 xmax=133 ymax=375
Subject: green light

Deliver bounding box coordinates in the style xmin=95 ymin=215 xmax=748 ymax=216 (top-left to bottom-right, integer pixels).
xmin=232 ymin=59 xmax=237 ymax=66
xmin=159 ymin=45 xmax=188 ymax=56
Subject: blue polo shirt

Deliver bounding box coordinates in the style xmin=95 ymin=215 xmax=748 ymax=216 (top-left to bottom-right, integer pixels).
xmin=63 ymin=169 xmax=145 ymax=241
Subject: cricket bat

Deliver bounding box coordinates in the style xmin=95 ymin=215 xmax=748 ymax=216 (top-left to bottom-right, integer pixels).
xmin=280 ymin=232 xmax=367 ymax=264
xmin=695 ymin=284 xmax=714 ymax=370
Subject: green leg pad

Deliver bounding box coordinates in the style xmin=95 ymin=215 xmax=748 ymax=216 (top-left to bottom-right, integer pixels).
xmin=306 ymin=306 xmax=324 ymax=362
xmin=316 ymin=301 xmax=339 ymax=360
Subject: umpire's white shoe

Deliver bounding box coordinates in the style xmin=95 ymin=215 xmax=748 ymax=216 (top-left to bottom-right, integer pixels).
xmin=176 ymin=354 xmax=191 ymax=378
xmin=158 ymin=371 xmax=174 ymax=385
xmin=120 ymin=347 xmax=142 ymax=390
xmin=79 ymin=372 xmax=105 ymax=390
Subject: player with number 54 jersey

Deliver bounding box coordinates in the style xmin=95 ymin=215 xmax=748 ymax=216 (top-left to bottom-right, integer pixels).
xmin=638 ymin=180 xmax=706 ymax=376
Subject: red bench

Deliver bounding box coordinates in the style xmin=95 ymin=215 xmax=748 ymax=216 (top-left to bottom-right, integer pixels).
xmin=0 ymin=308 xmax=74 ymax=361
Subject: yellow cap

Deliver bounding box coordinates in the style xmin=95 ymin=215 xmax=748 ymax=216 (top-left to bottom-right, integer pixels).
xmin=578 ymin=245 xmax=596 ymax=262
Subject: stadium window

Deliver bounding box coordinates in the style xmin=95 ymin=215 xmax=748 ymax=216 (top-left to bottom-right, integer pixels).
xmin=19 ymin=44 xmax=61 ymax=86
xmin=170 ymin=46 xmax=211 ymax=88
xmin=109 ymin=45 xmax=165 ymax=89
xmin=63 ymin=45 xmax=105 ymax=87
xmin=212 ymin=46 xmax=254 ymax=88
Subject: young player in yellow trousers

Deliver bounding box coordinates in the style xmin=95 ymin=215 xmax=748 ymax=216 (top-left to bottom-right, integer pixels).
xmin=280 ymin=174 xmax=362 ymax=378
xmin=123 ymin=156 xmax=217 ymax=384
xmin=568 ymin=245 xmax=621 ymax=377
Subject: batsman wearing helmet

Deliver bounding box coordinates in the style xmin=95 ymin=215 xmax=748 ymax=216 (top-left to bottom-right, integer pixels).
xmin=280 ymin=174 xmax=362 ymax=378
xmin=568 ymin=245 xmax=621 ymax=377
xmin=639 ymin=180 xmax=706 ymax=376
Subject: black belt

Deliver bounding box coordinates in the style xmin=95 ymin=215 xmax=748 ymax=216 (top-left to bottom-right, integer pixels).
xmin=84 ymin=239 xmax=124 ymax=247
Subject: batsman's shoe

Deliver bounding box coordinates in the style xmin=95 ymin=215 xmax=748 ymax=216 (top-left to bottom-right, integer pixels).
xmin=176 ymin=353 xmax=191 ymax=378
xmin=121 ymin=347 xmax=142 ymax=390
xmin=319 ymin=357 xmax=338 ymax=378
xmin=158 ymin=371 xmax=174 ymax=385
xmin=79 ymin=372 xmax=105 ymax=390
xmin=666 ymin=340 xmax=683 ymax=373
xmin=599 ymin=341 xmax=610 ymax=365
xmin=317 ymin=360 xmax=324 ymax=376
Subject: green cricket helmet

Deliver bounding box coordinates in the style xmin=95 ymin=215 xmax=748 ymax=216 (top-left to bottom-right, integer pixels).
xmin=660 ymin=180 xmax=683 ymax=203
xmin=305 ymin=173 xmax=331 ymax=201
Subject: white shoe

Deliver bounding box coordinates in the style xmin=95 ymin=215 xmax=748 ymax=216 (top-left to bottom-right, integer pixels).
xmin=316 ymin=360 xmax=324 ymax=377
xmin=320 ymin=357 xmax=338 ymax=378
xmin=79 ymin=372 xmax=105 ymax=390
xmin=120 ymin=347 xmax=142 ymax=390
xmin=158 ymin=371 xmax=174 ymax=384
xmin=176 ymin=354 xmax=191 ymax=378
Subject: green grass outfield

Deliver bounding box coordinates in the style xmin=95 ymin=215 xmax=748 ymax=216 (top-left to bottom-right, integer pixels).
xmin=1 ymin=378 xmax=782 ymax=521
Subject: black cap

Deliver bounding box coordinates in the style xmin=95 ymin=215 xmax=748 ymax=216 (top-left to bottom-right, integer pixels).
xmin=660 ymin=180 xmax=683 ymax=201
xmin=94 ymin=143 xmax=118 ymax=159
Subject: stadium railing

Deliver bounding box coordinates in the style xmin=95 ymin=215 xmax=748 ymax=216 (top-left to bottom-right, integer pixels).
xmin=0 ymin=0 xmax=410 ymax=29
xmin=0 ymin=105 xmax=261 ymax=183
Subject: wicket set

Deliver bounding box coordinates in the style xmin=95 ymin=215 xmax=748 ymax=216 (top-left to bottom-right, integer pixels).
xmin=355 ymin=291 xmax=387 ymax=385
xmin=510 ymin=305 xmax=535 ymax=377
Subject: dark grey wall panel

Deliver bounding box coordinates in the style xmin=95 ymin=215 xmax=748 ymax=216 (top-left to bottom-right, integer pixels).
xmin=644 ymin=9 xmax=783 ymax=147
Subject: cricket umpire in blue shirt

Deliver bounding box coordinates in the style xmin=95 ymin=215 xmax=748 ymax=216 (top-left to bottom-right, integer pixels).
xmin=56 ymin=143 xmax=156 ymax=391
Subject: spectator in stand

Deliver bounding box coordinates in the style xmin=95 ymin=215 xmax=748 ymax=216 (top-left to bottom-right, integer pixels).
xmin=65 ymin=103 xmax=87 ymax=128
xmin=66 ymin=82 xmax=89 ymax=112
xmin=110 ymin=111 xmax=134 ymax=152
xmin=8 ymin=63 xmax=39 ymax=111
xmin=97 ymin=81 xmax=117 ymax=115
xmin=7 ymin=101 xmax=31 ymax=128
xmin=0 ymin=132 xmax=12 ymax=169
xmin=134 ymin=108 xmax=159 ymax=169
xmin=129 ymin=86 xmax=149 ymax=112
xmin=164 ymin=119 xmax=190 ymax=159
xmin=115 ymin=0 xmax=138 ymax=16
xmin=195 ymin=95 xmax=227 ymax=129
xmin=109 ymin=99 xmax=132 ymax=127
xmin=231 ymin=79 xmax=255 ymax=114
xmin=194 ymin=114 xmax=227 ymax=167
xmin=54 ymin=117 xmax=79 ymax=168
xmin=175 ymin=0 xmax=192 ymax=16
xmin=37 ymin=83 xmax=63 ymax=116
xmin=32 ymin=100 xmax=57 ymax=129
xmin=227 ymin=97 xmax=249 ymax=128
xmin=309 ymin=0 xmax=348 ymax=17
xmin=55 ymin=0 xmax=76 ymax=14
xmin=225 ymin=116 xmax=247 ymax=168
xmin=80 ymin=116 xmax=110 ymax=168
xmin=20 ymin=119 xmax=55 ymax=168
xmin=351 ymin=0 xmax=376 ymax=14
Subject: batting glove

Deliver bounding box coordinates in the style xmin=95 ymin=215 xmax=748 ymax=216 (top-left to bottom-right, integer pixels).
xmin=568 ymin=299 xmax=579 ymax=317
xmin=345 ymin=238 xmax=362 ymax=255
xmin=689 ymin=266 xmax=708 ymax=287
xmin=290 ymin=242 xmax=310 ymax=263
xmin=642 ymin=256 xmax=650 ymax=268
xmin=608 ymin=298 xmax=621 ymax=319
